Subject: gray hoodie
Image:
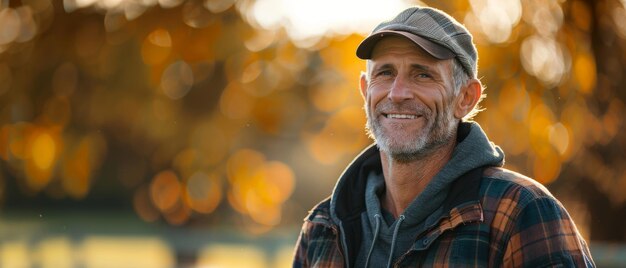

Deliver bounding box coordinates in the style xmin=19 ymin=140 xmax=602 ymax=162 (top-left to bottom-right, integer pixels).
xmin=329 ymin=122 xmax=504 ymax=268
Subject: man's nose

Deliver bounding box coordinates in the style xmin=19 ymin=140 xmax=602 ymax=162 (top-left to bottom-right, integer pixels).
xmin=388 ymin=75 xmax=413 ymax=102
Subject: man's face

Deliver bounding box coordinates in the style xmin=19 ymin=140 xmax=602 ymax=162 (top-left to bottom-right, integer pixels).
xmin=362 ymin=36 xmax=459 ymax=162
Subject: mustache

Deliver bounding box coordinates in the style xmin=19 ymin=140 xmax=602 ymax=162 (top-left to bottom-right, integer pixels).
xmin=374 ymin=100 xmax=430 ymax=116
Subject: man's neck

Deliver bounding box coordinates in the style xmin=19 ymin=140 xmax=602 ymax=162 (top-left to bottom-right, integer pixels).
xmin=380 ymin=141 xmax=456 ymax=218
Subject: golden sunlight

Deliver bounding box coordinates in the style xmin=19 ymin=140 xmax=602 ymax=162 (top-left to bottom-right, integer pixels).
xmin=242 ymin=0 xmax=414 ymax=46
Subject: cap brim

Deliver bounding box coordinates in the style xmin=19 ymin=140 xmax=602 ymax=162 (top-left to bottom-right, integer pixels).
xmin=356 ymin=30 xmax=454 ymax=60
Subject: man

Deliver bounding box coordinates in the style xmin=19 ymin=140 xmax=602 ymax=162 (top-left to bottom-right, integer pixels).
xmin=293 ymin=6 xmax=595 ymax=268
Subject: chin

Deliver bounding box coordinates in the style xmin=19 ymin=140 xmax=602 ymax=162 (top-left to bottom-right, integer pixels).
xmin=378 ymin=137 xmax=426 ymax=155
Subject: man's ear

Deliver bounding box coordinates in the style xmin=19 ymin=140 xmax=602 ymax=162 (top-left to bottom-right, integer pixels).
xmin=454 ymin=79 xmax=482 ymax=119
xmin=359 ymin=72 xmax=368 ymax=100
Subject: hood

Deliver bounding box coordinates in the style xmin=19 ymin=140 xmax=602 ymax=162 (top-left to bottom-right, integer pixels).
xmin=329 ymin=121 xmax=505 ymax=226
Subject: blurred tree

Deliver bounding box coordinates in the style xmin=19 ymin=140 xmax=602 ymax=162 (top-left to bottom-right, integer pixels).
xmin=566 ymin=0 xmax=626 ymax=241
xmin=0 ymin=0 xmax=625 ymax=241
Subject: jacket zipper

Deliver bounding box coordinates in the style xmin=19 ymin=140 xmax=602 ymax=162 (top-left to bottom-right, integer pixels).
xmin=394 ymin=204 xmax=483 ymax=266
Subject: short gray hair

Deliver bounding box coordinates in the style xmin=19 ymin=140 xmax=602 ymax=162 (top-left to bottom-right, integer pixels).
xmin=451 ymin=59 xmax=484 ymax=121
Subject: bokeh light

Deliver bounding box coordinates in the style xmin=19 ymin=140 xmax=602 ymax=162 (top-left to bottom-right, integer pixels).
xmin=183 ymin=171 xmax=222 ymax=214
xmin=80 ymin=236 xmax=174 ymax=268
xmin=227 ymin=149 xmax=295 ymax=227
xmin=306 ymin=106 xmax=368 ymax=165
xmin=0 ymin=241 xmax=31 ymax=268
xmin=150 ymin=170 xmax=182 ymax=213
xmin=468 ymin=0 xmax=521 ymax=43
xmin=0 ymin=8 xmax=21 ymax=45
xmin=61 ymin=134 xmax=106 ymax=198
xmin=242 ymin=0 xmax=412 ymax=46
xmin=25 ymin=127 xmax=61 ymax=192
xmin=161 ymin=60 xmax=194 ymax=99
xmin=2 ymin=0 xmax=626 ymax=266
xmin=36 ymin=237 xmax=74 ymax=268
xmin=142 ymin=28 xmax=172 ymax=66
xmin=520 ymin=35 xmax=569 ymax=86
xmin=197 ymin=244 xmax=267 ymax=268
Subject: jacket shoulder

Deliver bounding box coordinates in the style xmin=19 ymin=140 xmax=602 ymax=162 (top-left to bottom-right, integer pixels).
xmin=481 ymin=169 xmax=595 ymax=267
xmin=481 ymin=167 xmax=556 ymax=205
xmin=304 ymin=197 xmax=333 ymax=224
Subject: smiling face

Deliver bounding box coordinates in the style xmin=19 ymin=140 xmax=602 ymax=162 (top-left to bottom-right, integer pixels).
xmin=362 ymin=36 xmax=461 ymax=162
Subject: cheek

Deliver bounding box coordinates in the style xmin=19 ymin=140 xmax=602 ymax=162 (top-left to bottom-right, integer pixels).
xmin=368 ymin=79 xmax=392 ymax=94
xmin=430 ymin=87 xmax=454 ymax=110
xmin=411 ymin=89 xmax=441 ymax=112
xmin=445 ymin=92 xmax=461 ymax=115
xmin=366 ymin=87 xmax=387 ymax=107
xmin=440 ymin=92 xmax=455 ymax=111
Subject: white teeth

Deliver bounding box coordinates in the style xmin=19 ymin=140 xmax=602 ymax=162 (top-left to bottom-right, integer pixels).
xmin=386 ymin=114 xmax=417 ymax=119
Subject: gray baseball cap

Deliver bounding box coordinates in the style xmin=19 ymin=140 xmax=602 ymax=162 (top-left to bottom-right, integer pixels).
xmin=356 ymin=6 xmax=478 ymax=78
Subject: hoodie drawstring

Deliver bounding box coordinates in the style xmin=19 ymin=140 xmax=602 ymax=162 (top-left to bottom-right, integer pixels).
xmin=386 ymin=214 xmax=405 ymax=268
xmin=364 ymin=214 xmax=381 ymax=268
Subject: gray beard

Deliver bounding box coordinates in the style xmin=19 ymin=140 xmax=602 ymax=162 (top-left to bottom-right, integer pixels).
xmin=365 ymin=101 xmax=457 ymax=163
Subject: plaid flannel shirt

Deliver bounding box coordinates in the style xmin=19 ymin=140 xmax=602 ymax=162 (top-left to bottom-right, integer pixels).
xmin=293 ymin=167 xmax=595 ymax=267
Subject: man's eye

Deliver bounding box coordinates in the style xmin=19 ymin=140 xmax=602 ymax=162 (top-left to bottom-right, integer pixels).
xmin=417 ymin=73 xmax=432 ymax=79
xmin=378 ymin=70 xmax=393 ymax=76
